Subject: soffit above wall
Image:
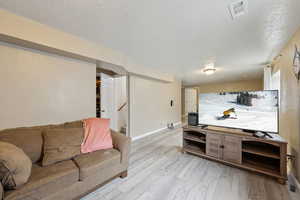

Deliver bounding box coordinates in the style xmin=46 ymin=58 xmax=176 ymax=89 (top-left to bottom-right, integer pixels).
xmin=0 ymin=9 xmax=175 ymax=83
xmin=0 ymin=0 xmax=299 ymax=85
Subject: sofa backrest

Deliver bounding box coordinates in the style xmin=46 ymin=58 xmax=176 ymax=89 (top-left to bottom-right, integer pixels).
xmin=64 ymin=120 xmax=83 ymax=129
xmin=0 ymin=120 xmax=83 ymax=163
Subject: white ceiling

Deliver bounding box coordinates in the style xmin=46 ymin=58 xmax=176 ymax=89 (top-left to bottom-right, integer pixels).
xmin=0 ymin=0 xmax=300 ymax=85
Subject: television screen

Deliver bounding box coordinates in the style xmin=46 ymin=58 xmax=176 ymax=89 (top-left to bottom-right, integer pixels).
xmin=198 ymin=90 xmax=279 ymax=133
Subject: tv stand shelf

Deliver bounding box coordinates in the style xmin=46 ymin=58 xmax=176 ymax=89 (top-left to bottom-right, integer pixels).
xmin=185 ymin=144 xmax=206 ymax=155
xmin=242 ymin=143 xmax=280 ymax=159
xmin=182 ymin=125 xmax=287 ymax=184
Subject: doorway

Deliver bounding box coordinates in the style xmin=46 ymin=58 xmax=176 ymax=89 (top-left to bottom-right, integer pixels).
xmin=96 ymin=69 xmax=128 ymax=134
xmin=184 ymin=88 xmax=198 ymax=113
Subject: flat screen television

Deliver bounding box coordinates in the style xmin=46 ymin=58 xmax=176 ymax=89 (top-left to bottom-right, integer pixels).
xmin=198 ymin=90 xmax=279 ymax=133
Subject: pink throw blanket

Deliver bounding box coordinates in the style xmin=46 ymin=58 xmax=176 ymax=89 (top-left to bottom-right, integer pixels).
xmin=81 ymin=118 xmax=113 ymax=153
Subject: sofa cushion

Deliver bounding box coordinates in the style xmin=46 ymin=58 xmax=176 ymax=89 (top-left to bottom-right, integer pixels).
xmin=73 ymin=148 xmax=121 ymax=181
xmin=0 ymin=142 xmax=32 ymax=190
xmin=4 ymin=160 xmax=79 ymax=200
xmin=42 ymin=128 xmax=83 ymax=166
xmin=0 ymin=129 xmax=43 ymax=163
xmin=0 ymin=123 xmax=65 ymax=164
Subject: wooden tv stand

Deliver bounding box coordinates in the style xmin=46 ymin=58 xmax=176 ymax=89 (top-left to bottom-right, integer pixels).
xmin=182 ymin=125 xmax=287 ymax=184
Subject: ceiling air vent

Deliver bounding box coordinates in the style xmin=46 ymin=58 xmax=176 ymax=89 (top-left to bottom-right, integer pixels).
xmin=229 ymin=0 xmax=248 ymax=19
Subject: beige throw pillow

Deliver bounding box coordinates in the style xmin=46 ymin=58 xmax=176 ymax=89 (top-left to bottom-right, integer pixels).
xmin=42 ymin=128 xmax=83 ymax=166
xmin=0 ymin=141 xmax=32 ymax=190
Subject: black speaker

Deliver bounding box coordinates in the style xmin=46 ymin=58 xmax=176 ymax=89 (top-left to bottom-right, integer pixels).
xmin=188 ymin=112 xmax=198 ymax=126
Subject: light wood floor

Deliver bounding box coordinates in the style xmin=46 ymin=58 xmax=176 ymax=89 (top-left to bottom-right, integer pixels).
xmin=82 ymin=128 xmax=299 ymax=200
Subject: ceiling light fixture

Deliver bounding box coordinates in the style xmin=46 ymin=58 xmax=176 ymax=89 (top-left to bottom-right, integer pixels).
xmin=202 ymin=63 xmax=216 ymax=75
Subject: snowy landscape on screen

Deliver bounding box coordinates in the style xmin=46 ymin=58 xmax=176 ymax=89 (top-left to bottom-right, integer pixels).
xmin=198 ymin=91 xmax=278 ymax=133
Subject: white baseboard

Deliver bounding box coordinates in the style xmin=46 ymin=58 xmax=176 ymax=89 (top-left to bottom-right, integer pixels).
xmin=289 ymin=173 xmax=300 ymax=192
xmin=132 ymin=121 xmax=182 ymax=141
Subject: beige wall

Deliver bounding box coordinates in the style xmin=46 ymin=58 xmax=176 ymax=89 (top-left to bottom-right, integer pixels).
xmin=272 ymin=28 xmax=300 ymax=182
xmin=194 ymin=79 xmax=263 ymax=93
xmin=129 ymin=76 xmax=181 ymax=138
xmin=0 ymin=42 xmax=96 ymax=130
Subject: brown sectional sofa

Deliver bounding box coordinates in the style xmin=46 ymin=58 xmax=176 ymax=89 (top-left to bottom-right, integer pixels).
xmin=0 ymin=120 xmax=131 ymax=200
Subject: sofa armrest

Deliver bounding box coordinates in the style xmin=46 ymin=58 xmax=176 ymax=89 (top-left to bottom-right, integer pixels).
xmin=111 ymin=130 xmax=131 ymax=165
xmin=0 ymin=182 xmax=3 ymax=200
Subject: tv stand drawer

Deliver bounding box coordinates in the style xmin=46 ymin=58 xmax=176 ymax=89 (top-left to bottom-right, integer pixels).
xmin=223 ymin=135 xmax=242 ymax=164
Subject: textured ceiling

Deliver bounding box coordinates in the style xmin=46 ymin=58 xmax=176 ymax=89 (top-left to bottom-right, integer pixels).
xmin=0 ymin=0 xmax=300 ymax=85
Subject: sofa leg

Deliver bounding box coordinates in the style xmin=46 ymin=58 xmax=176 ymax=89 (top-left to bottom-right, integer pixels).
xmin=120 ymin=170 xmax=128 ymax=178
